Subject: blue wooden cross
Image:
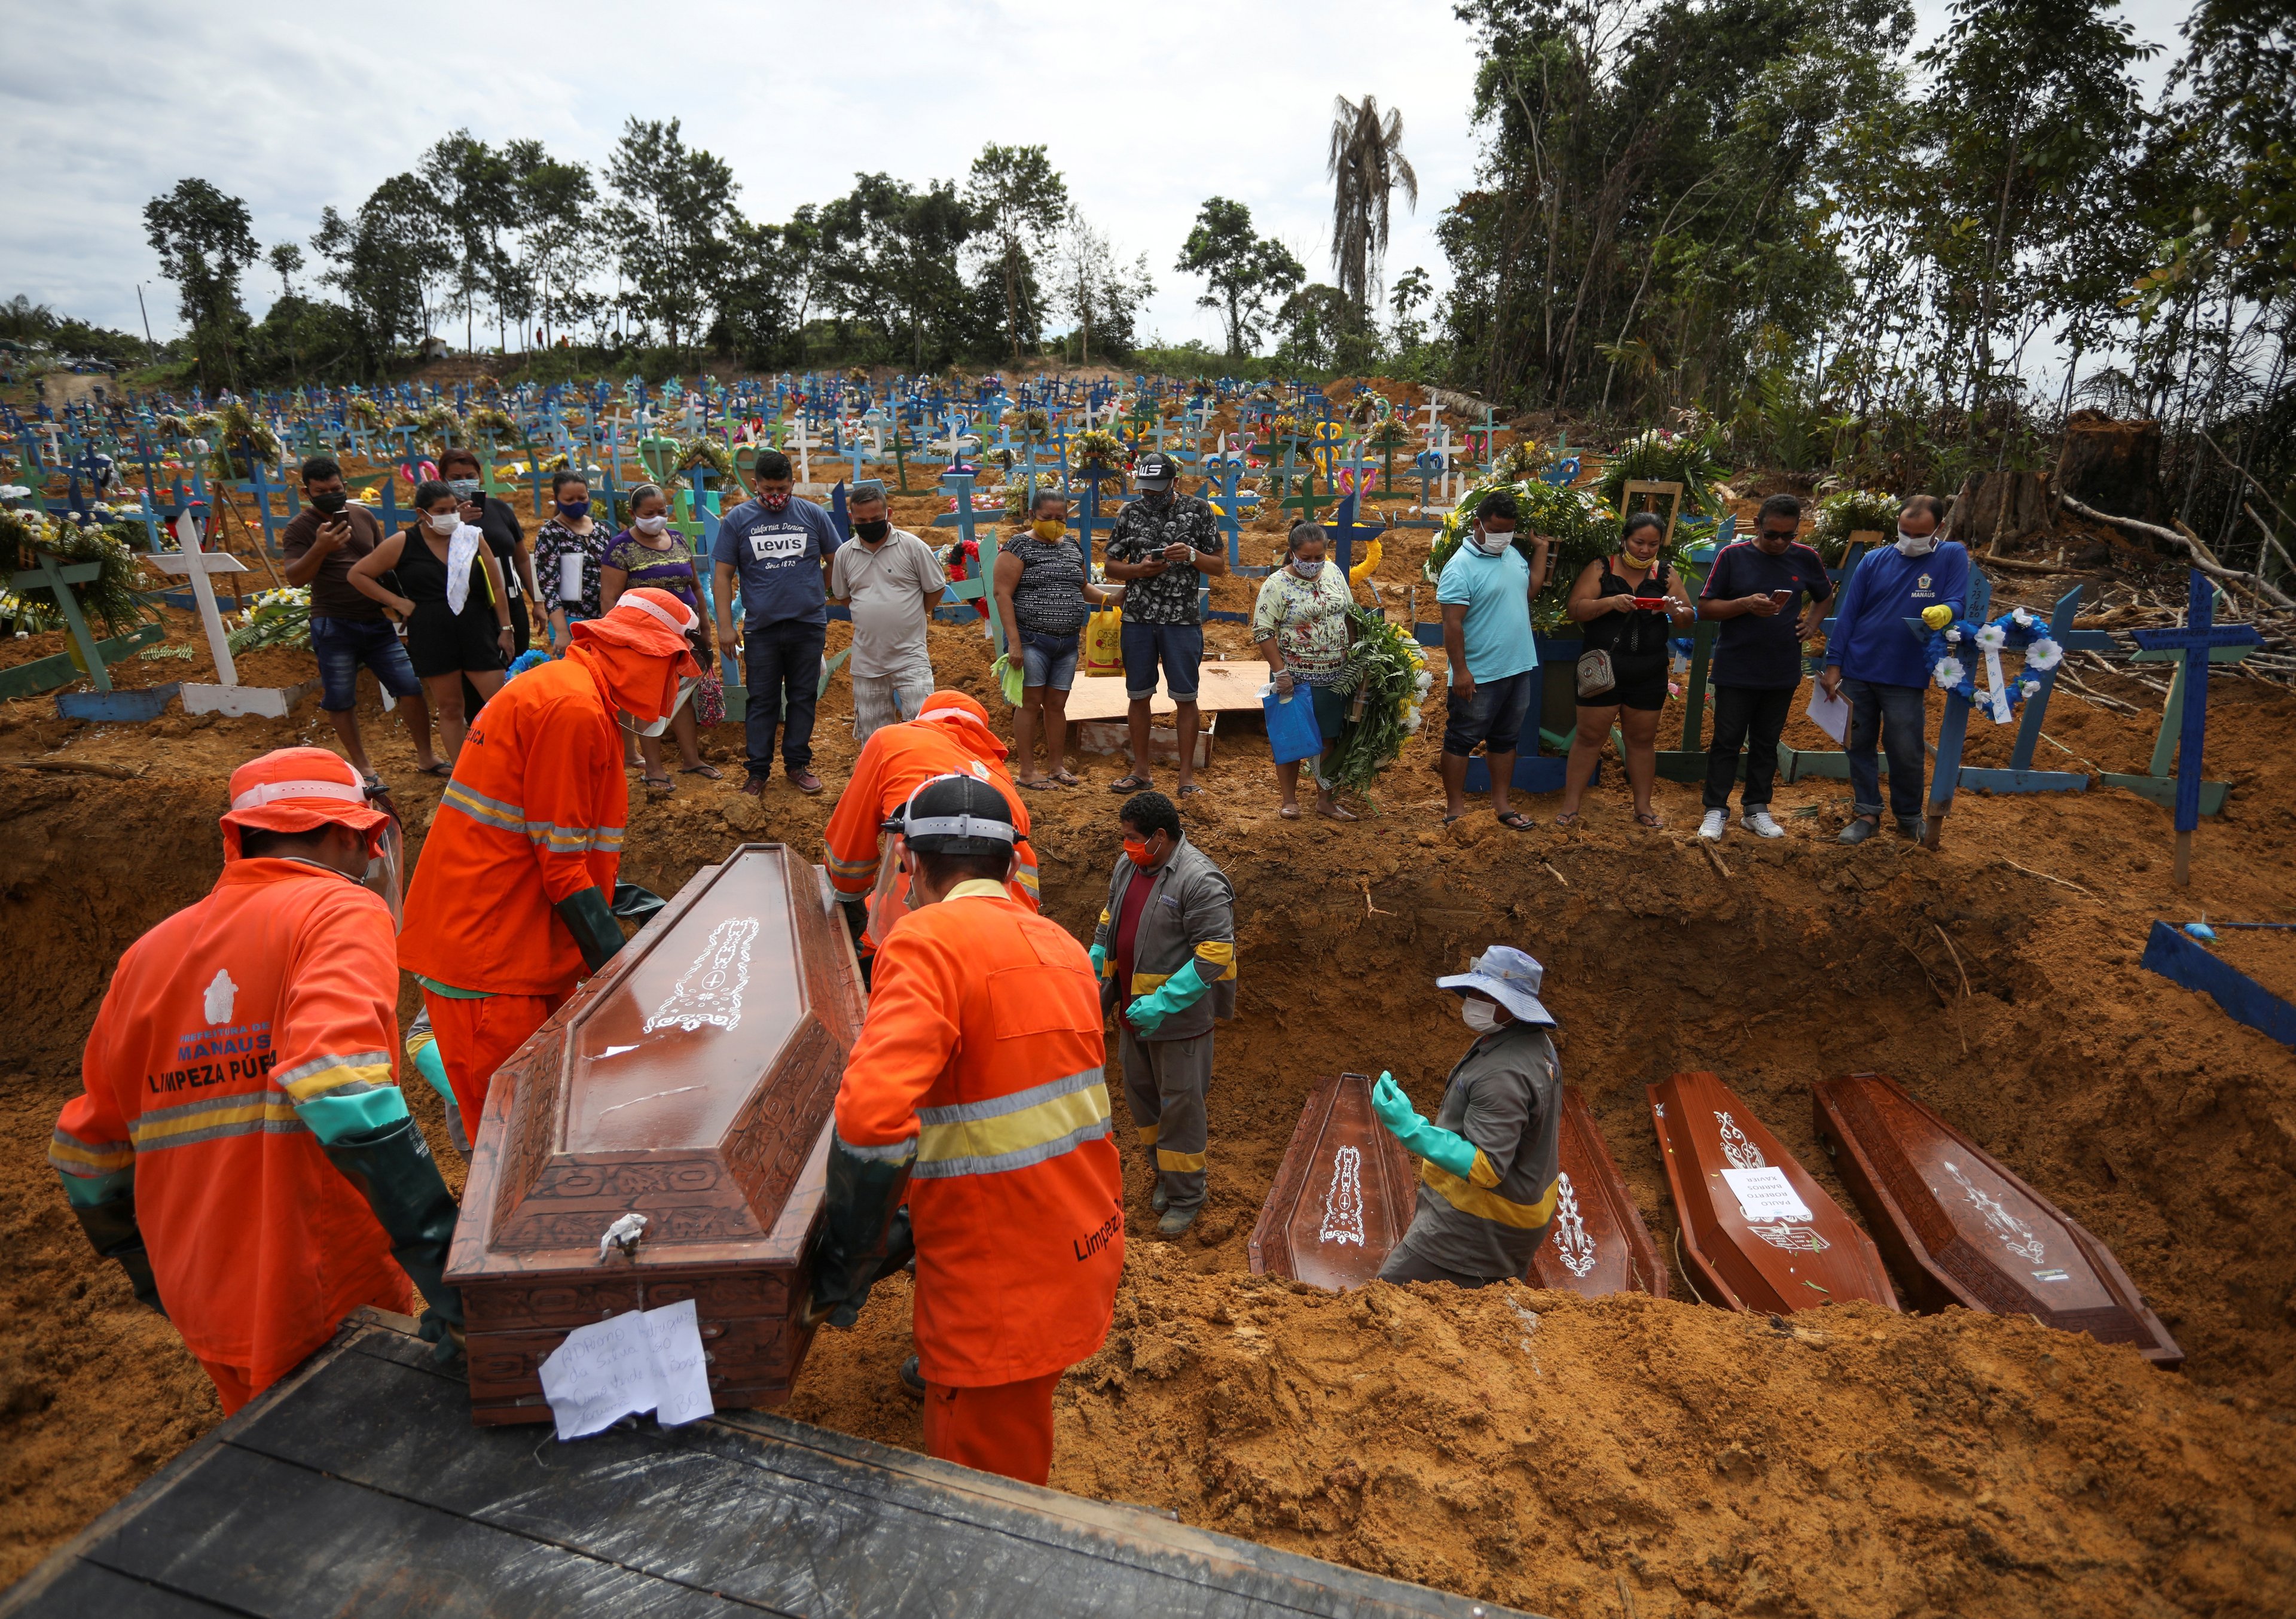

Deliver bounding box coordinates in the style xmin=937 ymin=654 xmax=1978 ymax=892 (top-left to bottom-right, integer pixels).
xmin=1329 ymin=493 xmax=1386 ymax=581
xmin=1072 ymin=461 xmax=1125 ymax=558
xmin=2132 ymin=569 xmax=2263 ymax=885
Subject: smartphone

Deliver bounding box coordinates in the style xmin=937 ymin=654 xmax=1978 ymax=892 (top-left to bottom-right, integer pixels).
xmin=1770 ymin=589 xmax=1794 ymax=606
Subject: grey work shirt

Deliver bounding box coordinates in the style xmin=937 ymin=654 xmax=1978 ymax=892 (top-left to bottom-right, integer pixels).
xmin=1396 ymin=1021 xmax=1562 ymax=1279
xmin=1089 ymin=836 xmax=1236 ymax=1042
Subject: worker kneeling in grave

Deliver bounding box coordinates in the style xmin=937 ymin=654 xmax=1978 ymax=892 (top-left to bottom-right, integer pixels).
xmin=48 ymin=747 xmax=464 ymax=1413
xmin=399 ymin=587 xmax=700 ymax=1124
xmin=808 ymin=773 xmax=1124 ymax=1487
xmin=820 ymin=688 xmax=1040 ymax=983
xmin=1372 ymin=946 xmax=1563 ymax=1287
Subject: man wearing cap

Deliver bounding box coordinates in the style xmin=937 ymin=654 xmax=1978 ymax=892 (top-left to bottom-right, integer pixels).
xmin=821 ymin=689 xmax=1040 ymax=984
xmin=828 ymin=480 xmax=944 ymax=740
xmin=399 ymin=587 xmax=700 ymax=1126
xmin=1103 ymin=450 xmax=1226 ymax=799
xmin=1370 ymin=946 xmax=1563 ymax=1286
xmin=49 ymin=748 xmax=465 ymax=1413
xmin=807 ymin=773 xmax=1123 ymax=1486
xmin=1089 ymin=789 xmax=1236 ymax=1236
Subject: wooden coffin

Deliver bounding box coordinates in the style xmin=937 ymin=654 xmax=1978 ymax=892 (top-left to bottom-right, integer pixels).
xmin=1814 ymin=1072 xmax=2182 ymax=1367
xmin=444 ymin=843 xmax=865 ymax=1425
xmin=1247 ymin=1072 xmax=1419 ymax=1289
xmin=1528 ymin=1086 xmax=1669 ymax=1298
xmin=1648 ymin=1071 xmax=1898 ymax=1315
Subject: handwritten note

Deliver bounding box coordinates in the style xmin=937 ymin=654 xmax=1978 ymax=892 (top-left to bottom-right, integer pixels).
xmin=1721 ymin=1166 xmax=1813 ymax=1224
xmin=538 ymin=1298 xmax=715 ymax=1441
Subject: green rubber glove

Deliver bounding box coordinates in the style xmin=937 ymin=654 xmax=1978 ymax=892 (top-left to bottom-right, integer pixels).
xmin=322 ymin=1115 xmax=464 ymax=1356
xmin=806 ymin=1132 xmax=915 ymax=1330
xmin=1124 ymin=958 xmax=1209 ymax=1036
xmin=68 ymin=1187 xmax=165 ymax=1315
xmin=555 ymin=885 xmax=625 ymax=972
xmin=1369 ymin=1071 xmax=1481 ymax=1183
xmin=1089 ymin=943 xmax=1107 ymax=980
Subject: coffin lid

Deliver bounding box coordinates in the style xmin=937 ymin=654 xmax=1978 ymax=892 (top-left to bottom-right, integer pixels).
xmin=1815 ymin=1072 xmax=2181 ymax=1367
xmin=1648 ymin=1070 xmax=1898 ymax=1315
xmin=1248 ymin=1072 xmax=1419 ymax=1291
xmin=446 ymin=844 xmax=863 ymax=1284
xmin=1528 ymin=1086 xmax=1669 ymax=1298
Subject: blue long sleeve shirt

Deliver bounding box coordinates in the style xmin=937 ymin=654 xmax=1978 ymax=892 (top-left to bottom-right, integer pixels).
xmin=1824 ymin=542 xmax=1971 ymax=688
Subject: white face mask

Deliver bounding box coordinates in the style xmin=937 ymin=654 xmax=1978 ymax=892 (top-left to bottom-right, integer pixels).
xmin=1470 ymin=526 xmax=1513 ymax=557
xmin=634 ymin=514 xmax=670 ymax=536
xmin=1462 ymin=998 xmax=1502 ymax=1033
xmin=426 ymin=512 xmax=459 ymax=535
xmin=1896 ymin=526 xmax=1939 ymax=558
xmin=1292 ymin=557 xmax=1326 ymax=579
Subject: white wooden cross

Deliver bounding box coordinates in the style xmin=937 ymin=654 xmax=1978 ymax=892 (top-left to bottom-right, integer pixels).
xmin=785 ymin=413 xmax=817 ymax=487
xmin=1419 ymin=397 xmax=1443 ymax=436
xmin=151 ymin=509 xmax=249 ymax=689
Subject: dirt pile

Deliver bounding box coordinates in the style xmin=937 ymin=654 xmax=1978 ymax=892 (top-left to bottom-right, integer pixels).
xmin=4 ymin=483 xmax=2295 ymax=1611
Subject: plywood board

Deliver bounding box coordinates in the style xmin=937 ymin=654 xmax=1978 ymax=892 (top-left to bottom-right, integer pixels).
xmin=1062 ymin=660 xmax=1273 ymax=722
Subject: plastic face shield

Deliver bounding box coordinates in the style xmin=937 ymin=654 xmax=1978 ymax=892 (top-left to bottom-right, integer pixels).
xmin=363 ymin=816 xmax=405 ymax=930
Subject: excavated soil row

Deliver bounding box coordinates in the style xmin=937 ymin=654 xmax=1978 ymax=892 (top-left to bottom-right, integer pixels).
xmin=4 ymin=599 xmax=2295 ymax=1614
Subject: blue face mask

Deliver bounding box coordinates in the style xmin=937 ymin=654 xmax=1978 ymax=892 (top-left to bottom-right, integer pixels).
xmin=557 ymin=499 xmax=590 ymax=520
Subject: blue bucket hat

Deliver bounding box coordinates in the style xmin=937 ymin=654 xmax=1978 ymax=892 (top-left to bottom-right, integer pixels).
xmin=1436 ymin=946 xmax=1555 ymax=1027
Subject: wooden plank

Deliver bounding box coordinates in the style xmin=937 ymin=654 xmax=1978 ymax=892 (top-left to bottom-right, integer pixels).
xmin=270 ymin=1330 xmax=1521 ymax=1618
xmin=2140 ymin=919 xmax=2296 ymax=1047
xmin=0 ymin=1562 xmax=240 ymax=1617
xmin=1062 ymin=661 xmax=1272 ymax=722
xmin=81 ymin=1444 xmax=753 ymax=1617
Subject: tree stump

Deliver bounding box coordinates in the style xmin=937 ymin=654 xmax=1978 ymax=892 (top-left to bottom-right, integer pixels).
xmin=2055 ymin=410 xmax=2164 ymax=524
xmin=1941 ymin=469 xmax=2054 ymax=549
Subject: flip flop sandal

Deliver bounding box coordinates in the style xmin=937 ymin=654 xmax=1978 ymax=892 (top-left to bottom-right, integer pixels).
xmin=1178 ymin=783 xmax=1206 ymax=798
xmin=1019 ymin=777 xmax=1057 ymax=791
xmin=642 ymin=775 xmax=675 ymax=790
xmin=1279 ymin=804 xmax=1302 ymax=819
xmin=679 ymin=764 xmax=724 ymax=780
xmin=1496 ymin=811 xmax=1535 ymax=831
xmin=1107 ymin=774 xmax=1153 ymax=792
xmin=414 ymin=761 xmax=452 ymax=778
xmin=1552 ymin=811 xmax=1581 ymax=828
xmin=1635 ymin=812 xmax=1663 ymax=828
xmin=1442 ymin=812 xmax=1470 ymax=827
xmin=1051 ymin=771 xmax=1083 ymax=786
xmin=1317 ymin=803 xmax=1360 ymax=822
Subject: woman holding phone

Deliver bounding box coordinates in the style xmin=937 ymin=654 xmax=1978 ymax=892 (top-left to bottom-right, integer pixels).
xmin=1554 ymin=511 xmax=1694 ymax=828
xmin=347 ymin=480 xmax=514 ymax=763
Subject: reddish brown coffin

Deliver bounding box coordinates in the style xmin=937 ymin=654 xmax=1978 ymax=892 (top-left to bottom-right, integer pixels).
xmin=444 ymin=843 xmax=865 ymax=1424
xmin=1528 ymin=1087 xmax=1669 ymax=1298
xmin=1648 ymin=1071 xmax=1898 ymax=1315
xmin=1814 ymin=1072 xmax=2182 ymax=1367
xmin=1247 ymin=1072 xmax=1418 ymax=1289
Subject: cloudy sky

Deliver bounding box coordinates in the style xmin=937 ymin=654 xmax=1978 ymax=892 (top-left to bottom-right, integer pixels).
xmin=0 ymin=0 xmax=2197 ymax=350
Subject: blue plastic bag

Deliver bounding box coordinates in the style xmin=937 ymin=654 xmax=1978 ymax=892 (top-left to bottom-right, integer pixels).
xmin=1263 ymin=684 xmax=1323 ymax=765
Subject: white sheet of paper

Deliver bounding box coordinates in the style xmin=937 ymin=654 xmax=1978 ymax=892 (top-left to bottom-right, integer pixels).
xmin=1722 ymin=1166 xmax=1813 ymax=1224
xmin=538 ymin=1298 xmax=715 ymax=1441
xmin=1805 ymin=686 xmax=1850 ymax=745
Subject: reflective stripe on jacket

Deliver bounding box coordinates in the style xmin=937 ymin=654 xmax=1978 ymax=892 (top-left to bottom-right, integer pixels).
xmin=51 ymin=859 xmax=410 ymax=1383
xmin=820 ymin=708 xmax=1039 ymax=949
xmin=399 ymin=654 xmax=624 ymax=995
xmin=1089 ymin=836 xmax=1236 ymax=1039
xmin=833 ymin=882 xmax=1123 ymax=1386
xmin=1399 ymin=1022 xmax=1563 ymax=1279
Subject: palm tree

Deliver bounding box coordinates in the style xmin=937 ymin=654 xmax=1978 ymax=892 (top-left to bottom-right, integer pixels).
xmin=1326 ymin=95 xmax=1418 ymax=336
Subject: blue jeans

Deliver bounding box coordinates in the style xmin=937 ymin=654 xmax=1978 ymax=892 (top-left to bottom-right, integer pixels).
xmin=310 ymin=616 xmax=423 ymax=711
xmin=1019 ymin=629 xmax=1079 ymax=691
xmin=1120 ymin=620 xmax=1203 ymax=702
xmin=742 ymin=619 xmax=826 ymax=778
xmin=1844 ymin=677 xmax=1928 ymax=820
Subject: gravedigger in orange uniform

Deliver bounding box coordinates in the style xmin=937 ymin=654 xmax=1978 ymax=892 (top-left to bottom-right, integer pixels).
xmin=49 ymin=748 xmax=462 ymax=1413
xmin=398 ymin=588 xmax=699 ymax=1124
xmin=806 ymin=773 xmax=1122 ymax=1485
xmin=819 ymin=690 xmax=1039 ymax=981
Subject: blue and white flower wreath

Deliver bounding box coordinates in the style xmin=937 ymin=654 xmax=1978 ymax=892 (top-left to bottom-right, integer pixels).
xmin=1925 ymin=606 xmax=2064 ymax=722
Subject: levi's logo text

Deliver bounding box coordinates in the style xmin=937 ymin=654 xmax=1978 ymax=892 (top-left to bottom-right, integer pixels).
xmin=1073 ymin=1210 xmax=1122 ymax=1262
xmin=151 ymin=1019 xmax=276 ymax=1094
xmin=747 ymin=528 xmax=807 ymax=563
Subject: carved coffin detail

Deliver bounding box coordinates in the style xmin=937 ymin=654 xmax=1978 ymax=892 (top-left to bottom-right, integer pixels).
xmin=1528 ymin=1087 xmax=1669 ymax=1298
xmin=1248 ymin=1073 xmax=1420 ymax=1289
xmin=1648 ymin=1071 xmax=1898 ymax=1315
xmin=1814 ymin=1072 xmax=2182 ymax=1367
xmin=445 ymin=845 xmax=863 ymax=1423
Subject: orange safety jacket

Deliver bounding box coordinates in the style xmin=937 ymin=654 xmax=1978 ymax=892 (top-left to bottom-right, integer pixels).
xmin=48 ymin=859 xmax=410 ymax=1386
xmin=833 ymin=883 xmax=1123 ymax=1386
xmin=821 ymin=696 xmax=1040 ymax=950
xmin=399 ymin=650 xmax=627 ymax=995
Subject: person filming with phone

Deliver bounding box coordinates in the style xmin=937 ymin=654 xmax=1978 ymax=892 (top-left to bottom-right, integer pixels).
xmin=1693 ymin=493 xmax=1831 ymax=841
xmin=282 ymin=456 xmax=442 ymax=784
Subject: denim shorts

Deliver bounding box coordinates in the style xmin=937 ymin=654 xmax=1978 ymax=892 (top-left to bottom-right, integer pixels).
xmin=1120 ymin=620 xmax=1204 ymax=702
xmin=1442 ymin=667 xmax=1537 ymax=757
xmin=1019 ymin=630 xmax=1080 ymax=691
xmin=311 ymin=615 xmax=424 ymax=712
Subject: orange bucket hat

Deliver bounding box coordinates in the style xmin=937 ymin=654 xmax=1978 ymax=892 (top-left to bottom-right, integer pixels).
xmin=219 ymin=747 xmax=389 ymax=861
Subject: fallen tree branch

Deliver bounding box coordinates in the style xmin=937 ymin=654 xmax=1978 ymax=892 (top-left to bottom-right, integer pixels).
xmin=7 ymin=757 xmax=146 ymax=780
xmin=1994 ymin=853 xmax=2104 ymax=903
xmin=2245 ymin=502 xmax=2296 ymax=581
xmin=2059 ymin=493 xmax=2296 ymax=611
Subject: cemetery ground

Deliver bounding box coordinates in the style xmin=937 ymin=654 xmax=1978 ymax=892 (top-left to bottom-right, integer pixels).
xmin=3 ymin=492 xmax=2295 ymax=1618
